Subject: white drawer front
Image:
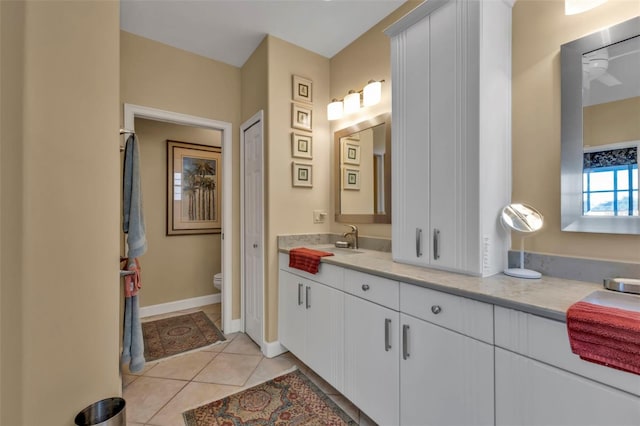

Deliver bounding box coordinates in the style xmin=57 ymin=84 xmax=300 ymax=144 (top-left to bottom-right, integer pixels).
xmin=344 ymin=269 xmax=399 ymax=311
xmin=279 ymin=253 xmax=344 ymax=291
xmin=495 ymin=306 xmax=640 ymax=397
xmin=400 ymin=283 xmax=493 ymax=344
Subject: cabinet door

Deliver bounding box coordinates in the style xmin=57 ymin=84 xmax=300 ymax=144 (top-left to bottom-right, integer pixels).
xmin=345 ymin=294 xmax=400 ymax=426
xmin=401 ymin=314 xmax=494 ymax=426
xmin=305 ymin=280 xmax=344 ymax=393
xmin=427 ymin=0 xmax=458 ymax=271
xmin=278 ymin=270 xmax=306 ymax=359
xmin=391 ymin=13 xmax=430 ymax=267
xmin=496 ymin=348 xmax=640 ymax=426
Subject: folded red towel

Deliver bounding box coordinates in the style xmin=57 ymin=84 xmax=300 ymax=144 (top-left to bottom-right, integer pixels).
xmin=566 ymin=301 xmax=640 ymax=375
xmin=289 ymin=247 xmax=334 ymax=274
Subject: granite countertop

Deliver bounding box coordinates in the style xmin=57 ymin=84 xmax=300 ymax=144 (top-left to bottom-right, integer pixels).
xmin=279 ymin=244 xmax=611 ymax=322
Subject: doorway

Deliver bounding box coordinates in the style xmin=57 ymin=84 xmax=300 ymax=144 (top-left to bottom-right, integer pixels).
xmin=123 ymin=104 xmax=237 ymax=332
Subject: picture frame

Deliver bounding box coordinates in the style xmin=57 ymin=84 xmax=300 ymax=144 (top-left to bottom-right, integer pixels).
xmin=291 ymin=133 xmax=313 ymax=159
xmin=343 ymin=168 xmax=360 ymax=190
xmin=292 ymin=75 xmax=313 ymax=103
xmin=292 ymin=162 xmax=313 ymax=188
xmin=167 ymin=140 xmax=222 ymax=235
xmin=342 ymin=141 xmax=360 ymax=165
xmin=292 ymin=103 xmax=312 ymax=131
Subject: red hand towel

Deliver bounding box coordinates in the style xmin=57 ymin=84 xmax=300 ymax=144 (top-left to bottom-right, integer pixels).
xmin=566 ymin=301 xmax=640 ymax=375
xmin=289 ymin=247 xmax=334 ymax=274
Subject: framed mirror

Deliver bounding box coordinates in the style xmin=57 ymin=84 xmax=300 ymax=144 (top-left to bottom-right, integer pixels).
xmin=561 ymin=16 xmax=640 ymax=234
xmin=335 ymin=113 xmax=391 ymax=224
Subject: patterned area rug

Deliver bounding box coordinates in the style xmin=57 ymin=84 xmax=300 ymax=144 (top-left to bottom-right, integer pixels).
xmin=183 ymin=369 xmax=357 ymax=426
xmin=142 ymin=311 xmax=225 ymax=361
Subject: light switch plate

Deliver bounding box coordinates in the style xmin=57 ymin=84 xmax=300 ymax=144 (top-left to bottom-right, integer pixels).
xmin=313 ymin=210 xmax=328 ymax=224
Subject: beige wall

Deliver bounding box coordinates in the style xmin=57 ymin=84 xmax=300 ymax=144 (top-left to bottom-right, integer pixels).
xmin=120 ymin=31 xmax=243 ymax=317
xmin=583 ymin=97 xmax=640 ymax=148
xmin=241 ymin=37 xmax=269 ymax=123
xmin=264 ymin=36 xmax=332 ymax=341
xmin=133 ymin=118 xmax=222 ymax=307
xmin=513 ymin=0 xmax=640 ymax=262
xmin=1 ymin=1 xmax=25 ymax=423
xmin=329 ymin=1 xmax=420 ymax=238
xmin=0 ymin=1 xmax=122 ymax=423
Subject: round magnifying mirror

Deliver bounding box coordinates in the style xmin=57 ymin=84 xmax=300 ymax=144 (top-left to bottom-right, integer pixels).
xmin=501 ymin=203 xmax=544 ymax=279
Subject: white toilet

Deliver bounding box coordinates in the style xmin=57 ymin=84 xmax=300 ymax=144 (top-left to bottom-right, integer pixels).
xmin=213 ymin=273 xmax=222 ymax=291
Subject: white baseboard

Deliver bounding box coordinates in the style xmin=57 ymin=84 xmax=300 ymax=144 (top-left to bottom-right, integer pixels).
xmin=263 ymin=340 xmax=287 ymax=358
xmin=140 ymin=293 xmax=221 ymax=318
xmin=223 ymin=318 xmax=243 ymax=334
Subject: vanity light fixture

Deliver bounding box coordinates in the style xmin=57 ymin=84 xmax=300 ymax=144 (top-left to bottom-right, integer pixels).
xmin=327 ymin=80 xmax=385 ymax=120
xmin=363 ymin=80 xmax=382 ymax=107
xmin=343 ymin=90 xmax=361 ymax=115
xmin=565 ymin=0 xmax=607 ymax=15
xmin=327 ymin=99 xmax=344 ymax=121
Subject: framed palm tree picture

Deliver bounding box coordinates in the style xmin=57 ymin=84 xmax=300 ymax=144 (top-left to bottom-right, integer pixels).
xmin=167 ymin=140 xmax=222 ymax=235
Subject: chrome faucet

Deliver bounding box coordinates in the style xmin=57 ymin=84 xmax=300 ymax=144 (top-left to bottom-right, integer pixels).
xmin=343 ymin=224 xmax=359 ymax=249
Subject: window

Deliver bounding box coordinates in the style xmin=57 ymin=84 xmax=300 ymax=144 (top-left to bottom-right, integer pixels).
xmin=583 ymin=144 xmax=639 ymax=216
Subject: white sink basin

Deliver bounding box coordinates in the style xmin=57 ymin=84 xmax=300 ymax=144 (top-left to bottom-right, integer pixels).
xmin=581 ymin=290 xmax=640 ymax=313
xmin=324 ymin=247 xmax=364 ymax=255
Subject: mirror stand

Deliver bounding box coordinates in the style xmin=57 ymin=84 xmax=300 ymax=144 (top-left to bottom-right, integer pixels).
xmin=505 ymin=237 xmax=541 ymax=279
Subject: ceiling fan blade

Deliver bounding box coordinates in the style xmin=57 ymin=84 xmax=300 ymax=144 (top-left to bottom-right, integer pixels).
xmin=597 ymin=72 xmax=622 ymax=86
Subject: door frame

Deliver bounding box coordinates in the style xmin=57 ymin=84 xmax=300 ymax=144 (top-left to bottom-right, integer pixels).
xmin=240 ymin=110 xmax=265 ymax=353
xmin=123 ymin=103 xmax=239 ymax=333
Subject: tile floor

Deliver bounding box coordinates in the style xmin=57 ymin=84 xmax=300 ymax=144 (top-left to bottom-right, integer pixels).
xmin=123 ymin=303 xmax=376 ymax=426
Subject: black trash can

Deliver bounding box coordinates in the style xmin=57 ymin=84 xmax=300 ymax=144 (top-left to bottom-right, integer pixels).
xmin=74 ymin=397 xmax=126 ymax=426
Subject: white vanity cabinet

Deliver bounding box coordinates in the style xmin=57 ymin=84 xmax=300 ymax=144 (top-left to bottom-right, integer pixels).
xmin=494 ymin=306 xmax=640 ymax=425
xmin=386 ymin=0 xmax=512 ymax=276
xmin=278 ymin=256 xmax=345 ymax=392
xmin=400 ymin=283 xmax=495 ymax=425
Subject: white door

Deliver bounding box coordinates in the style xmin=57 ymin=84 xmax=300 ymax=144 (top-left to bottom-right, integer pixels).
xmin=241 ymin=111 xmax=264 ymax=347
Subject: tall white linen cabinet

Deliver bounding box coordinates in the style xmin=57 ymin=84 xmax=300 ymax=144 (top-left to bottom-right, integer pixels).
xmin=386 ymin=0 xmax=513 ymax=277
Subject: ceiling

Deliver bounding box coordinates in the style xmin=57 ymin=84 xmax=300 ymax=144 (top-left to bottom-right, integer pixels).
xmin=120 ymin=0 xmax=407 ymax=68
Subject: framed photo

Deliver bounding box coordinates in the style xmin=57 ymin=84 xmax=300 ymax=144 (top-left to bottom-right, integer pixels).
xmin=343 ymin=168 xmax=360 ymax=190
xmin=292 ymin=75 xmax=313 ymax=103
xmin=292 ymin=162 xmax=313 ymax=188
xmin=291 ymin=133 xmax=313 ymax=159
xmin=167 ymin=140 xmax=222 ymax=235
xmin=292 ymin=103 xmax=312 ymax=131
xmin=342 ymin=141 xmax=360 ymax=165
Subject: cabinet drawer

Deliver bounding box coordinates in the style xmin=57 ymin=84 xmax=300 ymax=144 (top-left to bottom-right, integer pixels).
xmin=344 ymin=269 xmax=399 ymax=311
xmin=279 ymin=253 xmax=344 ymax=291
xmin=400 ymin=283 xmax=493 ymax=344
xmin=495 ymin=306 xmax=640 ymax=397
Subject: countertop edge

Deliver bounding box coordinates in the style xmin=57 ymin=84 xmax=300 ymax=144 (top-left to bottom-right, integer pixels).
xmin=279 ymin=247 xmax=601 ymax=323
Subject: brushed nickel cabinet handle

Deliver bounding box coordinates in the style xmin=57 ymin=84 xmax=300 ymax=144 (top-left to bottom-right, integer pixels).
xmin=433 ymin=228 xmax=440 ymax=260
xmin=416 ymin=228 xmax=423 ymax=257
xmin=403 ymin=324 xmax=410 ymax=360
xmin=431 ymin=305 xmax=442 ymax=315
xmin=385 ymin=318 xmax=392 ymax=351
xmin=298 ymin=283 xmax=303 ymax=306
xmin=306 ymin=286 xmax=311 ymax=309
xmin=362 ymin=284 xmax=370 ymax=291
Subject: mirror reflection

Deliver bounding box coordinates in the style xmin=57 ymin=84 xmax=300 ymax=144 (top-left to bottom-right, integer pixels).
xmin=335 ymin=113 xmax=391 ymax=224
xmin=560 ymin=16 xmax=640 ymax=234
xmin=582 ymin=35 xmax=640 ymax=217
